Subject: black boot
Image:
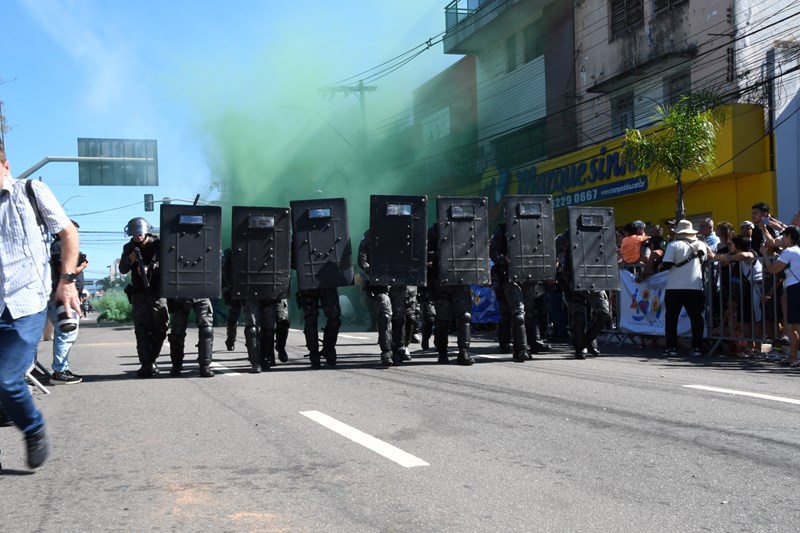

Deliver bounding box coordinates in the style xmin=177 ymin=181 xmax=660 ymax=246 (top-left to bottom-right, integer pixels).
xmin=322 ymin=348 xmax=337 ymax=367
xmin=197 ymin=326 xmax=215 ymax=375
xmin=225 ymin=322 xmax=237 ymax=351
xmin=457 ymin=348 xmax=474 ymax=366
xmin=309 ymin=351 xmax=322 ymax=369
xmin=276 ymin=322 xmax=289 ymax=363
xmin=245 ymin=326 xmax=261 ymax=372
xmin=421 ymin=321 xmax=433 ymax=350
xmin=262 ymin=329 xmax=276 ymax=367
xmin=512 ymin=313 xmax=528 ymax=360
xmin=380 ymin=350 xmax=394 ymax=367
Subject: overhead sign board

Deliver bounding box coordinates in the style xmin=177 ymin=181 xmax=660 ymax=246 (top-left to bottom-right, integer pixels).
xmin=77 ymin=138 xmax=158 ymax=186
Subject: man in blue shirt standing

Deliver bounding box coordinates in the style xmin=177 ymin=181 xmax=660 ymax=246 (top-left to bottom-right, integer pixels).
xmin=0 ymin=141 xmax=80 ymax=469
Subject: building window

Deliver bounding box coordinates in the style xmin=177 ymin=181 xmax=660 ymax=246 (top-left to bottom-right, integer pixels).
xmin=664 ymin=71 xmax=691 ymax=107
xmin=610 ymin=0 xmax=644 ymax=37
xmin=507 ymin=36 xmax=517 ymax=73
xmin=654 ymin=0 xmax=688 ymax=14
xmin=611 ymin=93 xmax=635 ymax=137
xmin=524 ymin=21 xmax=544 ymax=63
xmin=494 ymin=120 xmax=547 ymax=169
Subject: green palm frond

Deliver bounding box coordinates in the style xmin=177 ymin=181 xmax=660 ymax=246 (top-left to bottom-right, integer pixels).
xmin=621 ymin=90 xmax=724 ymax=221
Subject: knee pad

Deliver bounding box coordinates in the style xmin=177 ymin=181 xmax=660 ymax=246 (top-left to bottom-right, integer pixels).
xmin=199 ymin=326 xmax=213 ymax=341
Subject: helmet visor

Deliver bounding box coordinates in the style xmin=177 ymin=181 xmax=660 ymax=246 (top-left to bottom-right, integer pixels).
xmin=125 ymin=219 xmax=150 ymax=237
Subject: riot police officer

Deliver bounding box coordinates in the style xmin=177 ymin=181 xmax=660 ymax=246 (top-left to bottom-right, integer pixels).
xmin=358 ymin=229 xmax=410 ymax=366
xmin=119 ymin=217 xmax=169 ymax=378
xmin=491 ymin=222 xmax=554 ymax=360
xmin=429 ymin=224 xmax=474 ymax=365
xmin=556 ymin=230 xmax=611 ymax=359
xmin=490 ymin=223 xmax=530 ymax=361
xmin=167 ymin=298 xmax=215 ymax=377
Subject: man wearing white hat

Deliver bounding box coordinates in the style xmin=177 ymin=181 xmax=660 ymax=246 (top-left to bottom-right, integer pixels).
xmin=661 ymin=220 xmax=714 ymax=357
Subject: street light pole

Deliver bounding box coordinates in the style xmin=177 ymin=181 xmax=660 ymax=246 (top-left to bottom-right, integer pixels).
xmin=61 ymin=193 xmax=85 ymax=207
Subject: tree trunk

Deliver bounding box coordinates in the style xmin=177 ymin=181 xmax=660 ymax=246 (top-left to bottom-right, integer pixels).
xmin=675 ymin=173 xmax=686 ymax=222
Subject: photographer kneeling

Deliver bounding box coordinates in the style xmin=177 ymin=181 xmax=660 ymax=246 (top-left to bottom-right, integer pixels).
xmin=47 ymin=220 xmax=88 ymax=384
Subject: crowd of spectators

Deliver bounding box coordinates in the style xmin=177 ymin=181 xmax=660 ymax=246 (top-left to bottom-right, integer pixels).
xmin=614 ymin=202 xmax=800 ymax=363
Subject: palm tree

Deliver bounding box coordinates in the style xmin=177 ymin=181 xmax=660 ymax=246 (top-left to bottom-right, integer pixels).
xmin=622 ymin=90 xmax=724 ymax=222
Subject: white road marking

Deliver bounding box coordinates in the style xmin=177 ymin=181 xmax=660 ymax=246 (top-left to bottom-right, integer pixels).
xmin=338 ymin=334 xmax=370 ymax=340
xmin=300 ymin=410 xmax=429 ymax=468
xmin=475 ymin=355 xmax=503 ymax=359
xmin=684 ymin=385 xmax=800 ymax=406
xmin=181 ymin=361 xmax=242 ymax=376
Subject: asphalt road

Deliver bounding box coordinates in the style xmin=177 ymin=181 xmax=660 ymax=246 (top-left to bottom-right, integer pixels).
xmin=2 ymin=317 xmax=800 ymax=532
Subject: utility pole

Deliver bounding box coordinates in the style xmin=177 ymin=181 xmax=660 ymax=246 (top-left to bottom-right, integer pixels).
xmin=0 ymin=99 xmax=7 ymax=147
xmin=320 ymin=80 xmax=377 ymax=146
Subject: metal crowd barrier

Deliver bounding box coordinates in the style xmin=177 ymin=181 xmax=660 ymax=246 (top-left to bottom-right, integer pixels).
xmin=606 ymin=257 xmax=786 ymax=358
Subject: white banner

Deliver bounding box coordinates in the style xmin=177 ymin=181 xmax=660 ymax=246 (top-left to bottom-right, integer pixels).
xmin=618 ymin=269 xmax=698 ymax=336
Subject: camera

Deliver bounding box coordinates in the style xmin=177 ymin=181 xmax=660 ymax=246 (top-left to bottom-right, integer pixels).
xmin=78 ymin=252 xmax=87 ymax=265
xmin=55 ymin=300 xmax=79 ymax=332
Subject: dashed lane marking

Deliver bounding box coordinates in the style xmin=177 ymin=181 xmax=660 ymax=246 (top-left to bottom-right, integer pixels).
xmin=300 ymin=410 xmax=429 ymax=468
xmin=684 ymin=385 xmax=800 ymax=406
xmin=338 ymin=334 xmax=370 ymax=340
xmin=181 ymin=361 xmax=242 ymax=376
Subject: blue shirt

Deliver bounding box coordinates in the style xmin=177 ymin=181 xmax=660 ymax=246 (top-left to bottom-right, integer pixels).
xmin=0 ymin=177 xmax=71 ymax=318
xmin=703 ymin=232 xmax=720 ymax=252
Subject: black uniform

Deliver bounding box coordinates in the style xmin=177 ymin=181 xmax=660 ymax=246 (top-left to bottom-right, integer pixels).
xmin=167 ymin=298 xmax=214 ymax=377
xmin=119 ymin=234 xmax=168 ymax=378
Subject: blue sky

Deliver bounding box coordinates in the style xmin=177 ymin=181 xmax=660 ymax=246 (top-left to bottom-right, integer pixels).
xmin=1 ymin=0 xmax=460 ymax=280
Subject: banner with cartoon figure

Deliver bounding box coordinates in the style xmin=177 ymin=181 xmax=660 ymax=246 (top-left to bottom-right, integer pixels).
xmin=470 ymin=285 xmax=500 ymax=324
xmin=618 ymin=269 xmax=695 ymax=335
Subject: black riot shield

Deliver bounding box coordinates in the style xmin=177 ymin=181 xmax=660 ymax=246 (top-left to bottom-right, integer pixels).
xmin=229 ymin=206 xmax=291 ymax=300
xmin=566 ymin=206 xmax=619 ymax=291
xmin=291 ymin=198 xmax=354 ymax=291
xmin=503 ymin=195 xmax=556 ymax=283
xmin=436 ymin=196 xmax=490 ymax=286
xmin=159 ymin=204 xmax=222 ymax=299
xmin=369 ymin=195 xmax=428 ymax=286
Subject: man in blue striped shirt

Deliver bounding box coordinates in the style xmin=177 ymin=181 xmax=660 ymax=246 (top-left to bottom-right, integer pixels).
xmin=0 ymin=141 xmax=80 ymax=469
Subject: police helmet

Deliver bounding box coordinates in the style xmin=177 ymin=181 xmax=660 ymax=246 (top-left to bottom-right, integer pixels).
xmin=125 ymin=217 xmax=152 ymax=237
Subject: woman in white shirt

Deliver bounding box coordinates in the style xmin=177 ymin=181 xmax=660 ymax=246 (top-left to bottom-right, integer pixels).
xmin=766 ymin=226 xmax=800 ymax=366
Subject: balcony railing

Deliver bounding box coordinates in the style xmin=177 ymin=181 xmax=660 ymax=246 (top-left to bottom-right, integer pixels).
xmin=445 ymin=0 xmax=487 ymax=32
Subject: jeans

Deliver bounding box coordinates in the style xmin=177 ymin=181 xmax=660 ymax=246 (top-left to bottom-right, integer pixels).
xmin=47 ymin=299 xmax=79 ymax=373
xmin=0 ymin=307 xmax=46 ymax=435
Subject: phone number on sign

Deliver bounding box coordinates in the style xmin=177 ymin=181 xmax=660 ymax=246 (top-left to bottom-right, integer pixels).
xmin=553 ymin=189 xmax=598 ymax=208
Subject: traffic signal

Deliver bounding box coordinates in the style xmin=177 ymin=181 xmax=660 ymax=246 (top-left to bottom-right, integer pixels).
xmin=144 ymin=193 xmax=154 ymax=212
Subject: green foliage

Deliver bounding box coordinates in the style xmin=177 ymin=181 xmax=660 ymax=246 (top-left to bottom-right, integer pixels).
xmin=95 ymin=289 xmax=132 ymax=323
xmin=622 ymin=91 xmax=724 ymax=221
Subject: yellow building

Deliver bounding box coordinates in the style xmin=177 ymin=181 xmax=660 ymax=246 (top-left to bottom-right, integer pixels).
xmin=472 ymin=104 xmax=775 ymax=229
